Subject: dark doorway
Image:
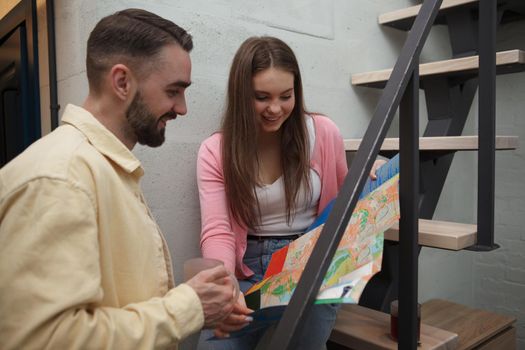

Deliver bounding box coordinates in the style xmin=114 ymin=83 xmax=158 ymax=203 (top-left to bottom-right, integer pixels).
xmin=0 ymin=0 xmax=41 ymax=168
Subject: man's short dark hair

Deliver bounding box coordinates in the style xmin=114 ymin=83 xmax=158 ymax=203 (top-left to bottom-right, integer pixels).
xmin=86 ymin=8 xmax=193 ymax=93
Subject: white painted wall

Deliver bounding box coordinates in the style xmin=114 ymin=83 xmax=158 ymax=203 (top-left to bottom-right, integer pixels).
xmin=473 ymin=21 xmax=525 ymax=349
xmin=51 ymin=0 xmax=524 ymax=348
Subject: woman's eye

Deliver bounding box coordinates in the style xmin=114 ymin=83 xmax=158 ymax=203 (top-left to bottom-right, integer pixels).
xmin=280 ymin=95 xmax=292 ymax=100
xmin=255 ymin=96 xmax=267 ymax=101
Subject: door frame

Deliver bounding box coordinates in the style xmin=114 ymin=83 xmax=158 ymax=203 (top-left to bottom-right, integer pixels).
xmin=0 ymin=0 xmax=41 ymax=158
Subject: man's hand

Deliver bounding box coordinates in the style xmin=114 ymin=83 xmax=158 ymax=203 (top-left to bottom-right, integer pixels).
xmin=213 ymin=292 xmax=253 ymax=338
xmin=186 ymin=265 xmax=237 ymax=328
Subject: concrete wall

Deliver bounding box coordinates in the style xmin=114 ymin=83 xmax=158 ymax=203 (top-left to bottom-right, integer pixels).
xmin=49 ymin=0 xmax=524 ymax=348
xmin=53 ymin=0 xmax=426 ymax=285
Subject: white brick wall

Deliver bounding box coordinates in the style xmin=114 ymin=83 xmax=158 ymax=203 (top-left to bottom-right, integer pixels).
xmin=474 ymin=45 xmax=525 ymax=346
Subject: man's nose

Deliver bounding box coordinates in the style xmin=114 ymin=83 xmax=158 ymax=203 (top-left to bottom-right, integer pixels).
xmin=174 ymin=97 xmax=187 ymax=116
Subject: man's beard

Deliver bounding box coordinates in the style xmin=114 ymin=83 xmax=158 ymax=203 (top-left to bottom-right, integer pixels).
xmin=125 ymin=92 xmax=173 ymax=147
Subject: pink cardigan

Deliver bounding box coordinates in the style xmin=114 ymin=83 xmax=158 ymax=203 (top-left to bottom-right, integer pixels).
xmin=197 ymin=114 xmax=348 ymax=279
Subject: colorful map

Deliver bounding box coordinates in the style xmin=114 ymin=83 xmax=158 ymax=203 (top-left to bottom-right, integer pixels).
xmin=245 ymin=174 xmax=400 ymax=309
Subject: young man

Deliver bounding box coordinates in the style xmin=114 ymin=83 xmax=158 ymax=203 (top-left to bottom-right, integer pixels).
xmin=0 ymin=8 xmax=249 ymax=349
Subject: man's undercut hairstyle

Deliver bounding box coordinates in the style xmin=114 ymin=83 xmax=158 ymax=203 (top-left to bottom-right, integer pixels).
xmin=86 ymin=8 xmax=193 ymax=93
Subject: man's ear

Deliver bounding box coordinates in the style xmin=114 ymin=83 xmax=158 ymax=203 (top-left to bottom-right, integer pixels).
xmin=109 ymin=64 xmax=135 ymax=101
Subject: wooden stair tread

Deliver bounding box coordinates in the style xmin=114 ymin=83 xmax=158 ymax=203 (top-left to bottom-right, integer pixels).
xmin=330 ymin=304 xmax=458 ymax=349
xmin=421 ymin=299 xmax=516 ymax=349
xmin=379 ymin=0 xmax=525 ymax=31
xmin=351 ymin=49 xmax=525 ymax=88
xmin=379 ymin=0 xmax=477 ymax=27
xmin=385 ymin=219 xmax=477 ymax=251
xmin=344 ymin=135 xmax=519 ymax=152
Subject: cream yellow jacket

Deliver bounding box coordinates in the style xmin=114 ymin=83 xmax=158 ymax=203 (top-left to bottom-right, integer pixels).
xmin=0 ymin=104 xmax=204 ymax=349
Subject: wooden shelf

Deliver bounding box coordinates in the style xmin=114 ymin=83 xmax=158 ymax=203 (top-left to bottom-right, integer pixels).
xmin=385 ymin=219 xmax=477 ymax=251
xmin=330 ymin=304 xmax=458 ymax=349
xmin=344 ymin=135 xmax=519 ymax=152
xmin=422 ymin=299 xmax=516 ymax=350
xmin=379 ymin=0 xmax=525 ymax=31
xmin=351 ymin=50 xmax=525 ymax=88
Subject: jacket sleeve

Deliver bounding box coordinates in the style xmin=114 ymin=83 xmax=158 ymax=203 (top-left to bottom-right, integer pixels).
xmin=333 ymin=126 xmax=348 ymax=189
xmin=0 ymin=178 xmax=204 ymax=350
xmin=317 ymin=113 xmax=348 ymax=189
xmin=196 ymin=138 xmax=237 ymax=275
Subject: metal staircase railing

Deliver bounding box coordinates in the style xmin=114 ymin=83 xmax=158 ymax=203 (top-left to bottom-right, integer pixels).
xmin=267 ymin=0 xmax=444 ymax=348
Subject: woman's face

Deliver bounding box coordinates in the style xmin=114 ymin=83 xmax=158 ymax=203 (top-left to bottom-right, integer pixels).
xmin=252 ymin=67 xmax=295 ymax=135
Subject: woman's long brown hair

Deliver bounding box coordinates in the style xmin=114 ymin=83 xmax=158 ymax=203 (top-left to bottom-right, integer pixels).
xmin=221 ymin=36 xmax=311 ymax=231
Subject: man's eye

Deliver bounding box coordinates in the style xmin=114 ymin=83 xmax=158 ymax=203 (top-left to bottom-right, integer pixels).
xmin=167 ymin=90 xmax=178 ymax=97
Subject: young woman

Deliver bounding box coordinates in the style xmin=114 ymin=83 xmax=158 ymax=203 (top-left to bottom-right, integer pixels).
xmin=197 ymin=36 xmax=384 ymax=349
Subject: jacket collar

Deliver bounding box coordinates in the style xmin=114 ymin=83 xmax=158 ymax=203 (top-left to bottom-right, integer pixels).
xmin=61 ymin=104 xmax=144 ymax=176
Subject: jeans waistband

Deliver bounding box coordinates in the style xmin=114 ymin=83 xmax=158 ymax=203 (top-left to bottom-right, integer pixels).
xmin=247 ymin=233 xmax=302 ymax=241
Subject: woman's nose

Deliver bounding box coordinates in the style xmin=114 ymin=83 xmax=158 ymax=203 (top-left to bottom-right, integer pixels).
xmin=267 ymin=102 xmax=281 ymax=114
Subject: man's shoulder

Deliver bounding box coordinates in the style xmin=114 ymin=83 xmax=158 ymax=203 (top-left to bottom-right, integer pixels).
xmin=0 ymin=125 xmax=104 ymax=198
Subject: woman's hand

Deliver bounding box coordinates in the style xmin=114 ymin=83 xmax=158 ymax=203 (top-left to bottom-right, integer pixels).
xmin=213 ymin=292 xmax=254 ymax=338
xmin=370 ymin=159 xmax=387 ymax=180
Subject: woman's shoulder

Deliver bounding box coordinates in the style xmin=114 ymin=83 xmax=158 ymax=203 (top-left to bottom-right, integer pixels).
xmin=309 ymin=113 xmax=342 ymax=137
xmin=201 ymin=131 xmax=222 ymax=145
xmin=199 ymin=132 xmax=223 ymax=157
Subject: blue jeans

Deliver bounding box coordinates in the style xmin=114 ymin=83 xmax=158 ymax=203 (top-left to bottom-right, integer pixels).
xmin=197 ymin=237 xmax=338 ymax=350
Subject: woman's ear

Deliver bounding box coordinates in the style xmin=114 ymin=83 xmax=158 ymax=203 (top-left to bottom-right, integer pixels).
xmin=109 ymin=64 xmax=135 ymax=101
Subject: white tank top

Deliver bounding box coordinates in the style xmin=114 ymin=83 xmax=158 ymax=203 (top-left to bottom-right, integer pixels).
xmin=250 ymin=116 xmax=321 ymax=236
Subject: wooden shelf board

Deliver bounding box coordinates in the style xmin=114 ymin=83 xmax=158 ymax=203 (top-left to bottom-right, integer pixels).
xmin=422 ymin=299 xmax=516 ymax=350
xmin=330 ymin=304 xmax=458 ymax=350
xmin=379 ymin=0 xmax=476 ymax=27
xmin=385 ymin=219 xmax=477 ymax=251
xmin=379 ymin=0 xmax=525 ymax=30
xmin=351 ymin=50 xmax=525 ymax=88
xmin=344 ymin=135 xmax=519 ymax=152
